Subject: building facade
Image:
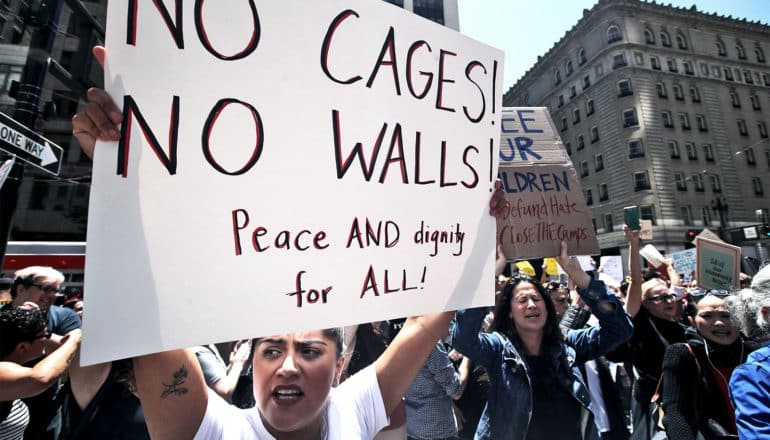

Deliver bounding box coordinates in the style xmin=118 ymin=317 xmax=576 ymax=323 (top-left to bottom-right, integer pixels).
xmin=385 ymin=0 xmax=459 ymax=30
xmin=504 ymin=0 xmax=770 ymax=262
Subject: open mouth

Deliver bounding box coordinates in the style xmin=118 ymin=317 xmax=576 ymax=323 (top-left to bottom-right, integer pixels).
xmin=524 ymin=313 xmax=541 ymax=319
xmin=271 ymin=385 xmax=304 ymax=405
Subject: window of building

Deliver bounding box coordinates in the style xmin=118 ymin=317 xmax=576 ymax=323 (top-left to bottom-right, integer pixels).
xmin=577 ymin=134 xmax=585 ymax=150
xmin=725 ymin=68 xmax=734 ymax=81
xmin=661 ymin=31 xmax=671 ymax=47
xmin=686 ymin=142 xmax=697 ymax=160
xmin=657 ymin=82 xmax=667 ymax=98
xmin=595 ymin=154 xmax=604 ymax=171
xmin=704 ymin=144 xmax=715 ymax=162
xmin=662 ymin=111 xmax=673 ymax=128
xmin=684 ymin=61 xmax=694 ymax=75
xmin=675 ymin=173 xmax=687 ymax=191
xmin=690 ymin=86 xmax=701 ymax=102
xmin=673 ymin=84 xmax=684 ymax=100
xmin=554 ymin=69 xmax=562 ymax=85
xmin=755 ymin=46 xmax=766 ymax=63
xmin=730 ymin=91 xmax=741 ymax=107
xmin=565 ymin=141 xmax=572 ymax=155
xmin=0 ymin=64 xmax=22 ymax=95
xmin=681 ymin=206 xmax=693 ymax=225
xmin=599 ymin=183 xmax=609 ymax=201
xmin=586 ymin=99 xmax=595 ymax=116
xmin=634 ymin=171 xmax=651 ymax=191
xmin=696 ymin=114 xmax=708 ymax=132
xmin=746 ymin=147 xmax=756 ymax=165
xmin=651 ymin=56 xmax=661 ymax=70
xmin=578 ymin=49 xmax=587 ymax=65
xmin=581 ymin=161 xmax=590 ymax=178
xmin=561 ymin=116 xmax=568 ymax=131
xmin=738 ymin=119 xmax=748 ymax=136
xmin=617 ymin=79 xmax=633 ymax=96
xmin=573 ymin=108 xmax=581 ymax=123
xmin=764 ymin=73 xmax=770 ymax=86
xmin=693 ymin=174 xmax=704 ymax=191
xmin=413 ymin=0 xmax=445 ymax=25
xmin=668 ymin=59 xmax=678 ymax=73
xmin=744 ymin=70 xmax=754 ymax=84
xmin=628 ymin=139 xmax=644 ymax=158
xmin=566 ymin=60 xmax=574 ymax=76
xmin=758 ymin=121 xmax=768 ymax=138
xmin=623 ymin=108 xmax=639 ymax=127
xmin=701 ymin=207 xmax=712 ymax=225
xmin=640 ymin=205 xmax=657 ymax=225
xmin=710 ymin=175 xmax=722 ymax=193
xmin=753 ymin=177 xmax=764 ymax=195
xmin=607 ymin=25 xmax=622 ymax=44
xmin=590 ymin=126 xmax=599 ymax=143
xmin=604 ymin=214 xmax=614 ymax=232
xmin=644 ymin=28 xmax=655 ymax=44
xmin=570 ymin=85 xmax=577 ymax=98
xmin=751 ymin=94 xmax=761 ymax=110
xmin=634 ymin=52 xmax=645 ymax=66
xmin=613 ymin=53 xmax=627 ymax=69
xmin=677 ymin=33 xmax=688 ymax=50
xmin=669 ymin=140 xmax=681 ymax=158
xmin=583 ymin=75 xmax=591 ymax=90
xmin=680 ymin=112 xmax=691 ymax=130
xmin=716 ymin=40 xmax=727 ymax=56
xmin=737 ymin=44 xmax=746 ymax=60
xmin=585 ymin=188 xmax=593 ymax=204
xmin=558 ymin=95 xmax=565 ymax=107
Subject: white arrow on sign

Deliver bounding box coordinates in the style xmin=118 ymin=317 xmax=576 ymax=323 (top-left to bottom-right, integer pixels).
xmin=39 ymin=140 xmax=58 ymax=166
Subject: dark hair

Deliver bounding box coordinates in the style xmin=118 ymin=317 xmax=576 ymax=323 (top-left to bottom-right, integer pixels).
xmin=490 ymin=276 xmax=563 ymax=350
xmin=9 ymin=275 xmax=35 ymax=300
xmin=251 ymin=327 xmax=344 ymax=362
xmin=0 ymin=308 xmax=46 ymax=358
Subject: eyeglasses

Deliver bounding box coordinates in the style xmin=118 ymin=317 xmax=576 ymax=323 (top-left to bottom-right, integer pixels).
xmin=645 ymin=294 xmax=677 ymax=304
xmin=507 ymin=274 xmax=538 ymax=286
xmin=30 ymin=284 xmax=65 ymax=295
xmin=690 ymin=288 xmax=730 ymax=299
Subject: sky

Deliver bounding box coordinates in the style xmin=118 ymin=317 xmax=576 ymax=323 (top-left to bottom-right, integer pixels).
xmin=457 ymin=0 xmax=770 ymax=92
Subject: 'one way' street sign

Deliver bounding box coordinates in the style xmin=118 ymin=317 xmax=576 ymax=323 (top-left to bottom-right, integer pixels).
xmin=0 ymin=112 xmax=64 ymax=175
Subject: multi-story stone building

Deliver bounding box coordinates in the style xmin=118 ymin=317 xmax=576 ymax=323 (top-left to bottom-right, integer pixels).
xmin=504 ymin=0 xmax=770 ymax=262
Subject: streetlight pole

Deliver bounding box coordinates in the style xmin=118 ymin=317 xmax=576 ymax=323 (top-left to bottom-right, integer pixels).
xmin=711 ymin=196 xmax=729 ymax=241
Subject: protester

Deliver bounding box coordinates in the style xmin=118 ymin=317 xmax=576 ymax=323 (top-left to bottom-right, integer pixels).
xmin=661 ymin=290 xmax=760 ymax=439
xmin=0 ymin=308 xmax=81 ymax=440
xmin=9 ymin=266 xmax=81 ymax=440
xmin=0 ymin=278 xmax=12 ymax=307
xmin=619 ymin=227 xmax=687 ymax=440
xmin=451 ymin=242 xmax=633 ymax=439
xmin=727 ymin=264 xmax=770 ymax=439
xmin=193 ymin=341 xmax=251 ymax=403
xmin=404 ymin=341 xmax=470 ymax=440
xmin=545 ymin=281 xmax=570 ymax=319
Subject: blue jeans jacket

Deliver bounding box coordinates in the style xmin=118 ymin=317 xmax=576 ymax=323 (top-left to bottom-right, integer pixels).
xmin=730 ymin=343 xmax=770 ymax=440
xmin=451 ymin=279 xmax=633 ymax=440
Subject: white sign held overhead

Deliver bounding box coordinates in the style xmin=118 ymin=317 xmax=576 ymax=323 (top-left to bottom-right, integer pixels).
xmin=83 ymin=1 xmax=504 ymax=364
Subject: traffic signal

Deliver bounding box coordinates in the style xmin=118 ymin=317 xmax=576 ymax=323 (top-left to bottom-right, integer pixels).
xmin=762 ymin=224 xmax=770 ymax=238
xmin=686 ymin=229 xmax=700 ymax=241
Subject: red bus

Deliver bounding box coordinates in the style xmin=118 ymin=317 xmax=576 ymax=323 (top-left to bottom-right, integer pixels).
xmin=2 ymin=241 xmax=86 ymax=291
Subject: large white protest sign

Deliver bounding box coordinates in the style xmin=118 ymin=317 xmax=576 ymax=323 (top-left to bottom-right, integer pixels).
xmin=599 ymin=255 xmax=623 ymax=285
xmin=83 ymin=1 xmax=504 ymax=364
xmin=496 ymin=108 xmax=599 ymax=260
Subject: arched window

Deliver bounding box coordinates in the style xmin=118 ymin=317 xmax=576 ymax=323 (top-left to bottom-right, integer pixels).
xmin=676 ymin=33 xmax=688 ymax=50
xmin=755 ymin=46 xmax=766 ymax=63
xmin=716 ymin=40 xmax=726 ymax=56
xmin=566 ymin=60 xmax=574 ymax=76
xmin=737 ymin=44 xmax=746 ymax=59
xmin=553 ymin=69 xmax=562 ymax=85
xmin=644 ymin=28 xmax=655 ymax=44
xmin=660 ymin=31 xmax=671 ymax=47
xmin=607 ymin=25 xmax=622 ymax=44
xmin=578 ymin=48 xmax=587 ymax=65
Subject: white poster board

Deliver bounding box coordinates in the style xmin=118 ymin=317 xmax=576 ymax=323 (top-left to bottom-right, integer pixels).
xmin=639 ymin=244 xmax=665 ymax=267
xmin=83 ymin=1 xmax=504 ymax=364
xmin=599 ymin=255 xmax=624 ymax=285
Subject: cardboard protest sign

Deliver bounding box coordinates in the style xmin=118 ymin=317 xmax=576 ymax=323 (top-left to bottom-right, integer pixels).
xmin=695 ymin=237 xmax=741 ymax=290
xmin=496 ymin=107 xmax=599 ymax=260
xmin=83 ymin=1 xmax=504 ymax=364
xmin=640 ymin=220 xmax=653 ymax=240
xmin=670 ymin=248 xmax=696 ymax=275
xmin=696 ymin=228 xmax=723 ymax=243
xmin=599 ymin=256 xmax=624 ymax=285
xmin=639 ymin=244 xmax=665 ymax=267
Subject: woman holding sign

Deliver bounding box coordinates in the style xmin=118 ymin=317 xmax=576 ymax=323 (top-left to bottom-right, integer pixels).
xmin=451 ymin=242 xmax=633 ymax=439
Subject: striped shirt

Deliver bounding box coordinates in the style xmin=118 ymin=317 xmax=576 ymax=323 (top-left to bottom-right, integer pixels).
xmin=0 ymin=399 xmax=29 ymax=440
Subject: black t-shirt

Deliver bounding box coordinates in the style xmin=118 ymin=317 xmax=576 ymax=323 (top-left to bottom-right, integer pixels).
xmin=630 ymin=307 xmax=686 ymax=401
xmin=524 ymin=354 xmax=582 ymax=440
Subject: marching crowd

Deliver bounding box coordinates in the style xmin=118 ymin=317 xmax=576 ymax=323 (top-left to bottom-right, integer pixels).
xmin=1 ymin=46 xmax=769 ymax=440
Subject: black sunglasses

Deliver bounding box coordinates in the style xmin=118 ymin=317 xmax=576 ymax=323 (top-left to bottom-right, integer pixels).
xmin=689 ymin=288 xmax=730 ymax=299
xmin=30 ymin=283 xmax=65 ymax=296
xmin=645 ymin=293 xmax=677 ymax=304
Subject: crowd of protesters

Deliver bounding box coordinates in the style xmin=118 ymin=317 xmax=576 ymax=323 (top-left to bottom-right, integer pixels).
xmin=0 ymin=45 xmax=769 ymax=439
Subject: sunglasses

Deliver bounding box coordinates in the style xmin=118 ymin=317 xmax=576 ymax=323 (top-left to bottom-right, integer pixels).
xmin=30 ymin=283 xmax=65 ymax=296
xmin=645 ymin=293 xmax=677 ymax=304
xmin=690 ymin=288 xmax=730 ymax=298
xmin=507 ymin=275 xmax=538 ymax=286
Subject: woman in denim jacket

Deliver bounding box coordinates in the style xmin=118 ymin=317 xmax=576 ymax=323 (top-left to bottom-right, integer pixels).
xmin=452 ymin=242 xmax=634 ymax=439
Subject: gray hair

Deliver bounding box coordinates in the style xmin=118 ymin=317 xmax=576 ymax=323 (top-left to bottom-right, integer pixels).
xmin=726 ymin=264 xmax=770 ymax=339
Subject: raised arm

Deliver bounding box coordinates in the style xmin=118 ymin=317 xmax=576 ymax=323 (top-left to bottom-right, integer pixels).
xmin=132 ymin=349 xmax=209 ymax=440
xmin=623 ymin=226 xmax=643 ymax=317
xmin=0 ymin=329 xmax=81 ymax=400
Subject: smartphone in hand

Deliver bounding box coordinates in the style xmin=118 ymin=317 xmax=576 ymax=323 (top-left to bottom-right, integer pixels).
xmin=624 ymin=206 xmax=641 ymax=230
